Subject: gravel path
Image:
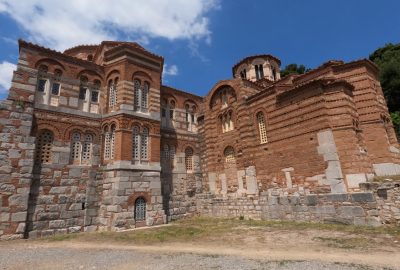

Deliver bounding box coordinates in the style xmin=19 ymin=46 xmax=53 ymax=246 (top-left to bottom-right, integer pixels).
xmin=0 ymin=245 xmax=392 ymax=270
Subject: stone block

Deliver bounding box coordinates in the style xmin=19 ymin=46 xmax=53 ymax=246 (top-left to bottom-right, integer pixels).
xmin=49 ymin=187 xmax=68 ymax=194
xmin=69 ymin=168 xmax=82 ymax=178
xmin=8 ymin=194 xmax=28 ymax=208
xmin=305 ymin=195 xmax=317 ymax=206
xmin=339 ymin=206 xmax=365 ymax=217
xmin=324 ymin=193 xmax=348 ymax=202
xmin=49 ymin=220 xmax=66 ymax=229
xmin=351 ymin=193 xmax=375 ymax=202
xmin=16 ymin=223 xmax=25 ymax=233
xmin=11 ymin=212 xmax=27 ymax=222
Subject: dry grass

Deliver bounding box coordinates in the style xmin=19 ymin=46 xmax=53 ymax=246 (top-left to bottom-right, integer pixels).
xmin=42 ymin=217 xmax=400 ymax=247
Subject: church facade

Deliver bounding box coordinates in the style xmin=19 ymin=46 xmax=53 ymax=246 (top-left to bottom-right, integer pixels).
xmin=0 ymin=40 xmax=399 ymax=238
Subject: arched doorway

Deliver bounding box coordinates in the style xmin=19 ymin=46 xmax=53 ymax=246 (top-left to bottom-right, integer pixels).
xmin=134 ymin=197 xmax=146 ymax=226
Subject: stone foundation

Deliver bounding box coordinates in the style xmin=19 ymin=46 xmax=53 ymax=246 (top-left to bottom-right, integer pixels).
xmin=197 ymin=184 xmax=400 ymax=226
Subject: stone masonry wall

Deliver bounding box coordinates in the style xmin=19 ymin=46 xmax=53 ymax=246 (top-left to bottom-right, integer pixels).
xmin=0 ymin=100 xmax=36 ymax=239
xmin=197 ymin=188 xmax=400 ymax=226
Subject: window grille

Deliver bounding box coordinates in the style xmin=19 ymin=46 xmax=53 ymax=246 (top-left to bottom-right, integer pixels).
xmin=141 ymin=127 xmax=149 ymax=160
xmin=163 ymin=144 xmax=169 ymax=160
xmin=51 ymin=82 xmax=60 ymax=95
xmin=81 ymin=134 xmax=92 ymax=163
xmin=35 ymin=130 xmax=53 ymax=164
xmin=224 ymin=146 xmax=235 ymax=163
xmin=91 ymin=91 xmax=99 ymax=103
xmin=170 ymin=145 xmax=175 ymax=161
xmin=108 ymin=80 xmax=117 ymax=109
xmin=37 ymin=79 xmax=47 ymax=92
xmin=185 ymin=147 xmax=194 ymax=171
xmin=104 ymin=131 xmax=111 ymax=160
xmin=257 ymin=112 xmax=268 ymax=144
xmin=70 ymin=132 xmax=81 ymax=162
xmin=141 ymin=82 xmax=149 ymax=109
xmin=134 ymin=79 xmax=141 ymax=110
xmin=132 ymin=126 xmax=140 ymax=160
xmin=135 ymin=197 xmax=146 ymax=221
xmin=79 ymin=87 xmax=87 ymax=100
xmin=110 ymin=126 xmax=115 ymax=160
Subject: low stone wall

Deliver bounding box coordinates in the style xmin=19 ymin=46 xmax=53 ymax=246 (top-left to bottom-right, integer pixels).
xmin=197 ymin=187 xmax=400 ymax=226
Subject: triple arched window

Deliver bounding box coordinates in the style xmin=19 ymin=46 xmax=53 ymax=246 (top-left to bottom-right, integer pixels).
xmin=134 ymin=79 xmax=149 ymax=112
xmin=256 ymin=112 xmax=268 ymax=144
xmin=35 ymin=130 xmax=53 ymax=164
xmin=104 ymin=124 xmax=116 ymax=160
xmin=108 ymin=78 xmax=118 ymax=111
xmin=132 ymin=126 xmax=149 ymax=163
xmin=70 ymin=132 xmax=93 ymax=165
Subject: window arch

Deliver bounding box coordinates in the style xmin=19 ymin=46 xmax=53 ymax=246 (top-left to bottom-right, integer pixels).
xmin=108 ymin=78 xmax=118 ymax=110
xmin=134 ymin=79 xmax=149 ymax=112
xmin=162 ymin=144 xmax=169 ymax=160
xmin=70 ymin=132 xmax=93 ymax=164
xmin=255 ymin=64 xmax=264 ymax=80
xmin=82 ymin=134 xmax=93 ymax=164
xmin=132 ymin=126 xmax=149 ymax=163
xmin=185 ymin=147 xmax=194 ymax=172
xmin=135 ymin=197 xmax=146 ymax=221
xmin=70 ymin=132 xmax=81 ymax=164
xmin=224 ymin=146 xmax=235 ymax=163
xmin=35 ymin=130 xmax=53 ymax=164
xmin=221 ymin=111 xmax=234 ymax=133
xmin=103 ymin=125 xmax=115 ymax=161
xmin=110 ymin=124 xmax=116 ymax=160
xmin=257 ymin=112 xmax=268 ymax=144
xmin=141 ymin=127 xmax=149 ymax=160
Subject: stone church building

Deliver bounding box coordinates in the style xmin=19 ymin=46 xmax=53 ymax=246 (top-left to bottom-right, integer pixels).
xmin=0 ymin=40 xmax=399 ymax=238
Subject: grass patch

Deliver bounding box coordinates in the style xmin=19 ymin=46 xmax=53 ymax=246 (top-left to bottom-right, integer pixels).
xmin=40 ymin=217 xmax=400 ymax=244
xmin=312 ymin=236 xmax=371 ymax=249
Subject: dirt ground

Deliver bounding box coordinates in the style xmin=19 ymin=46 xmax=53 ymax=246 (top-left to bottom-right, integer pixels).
xmin=1 ymin=218 xmax=399 ymax=270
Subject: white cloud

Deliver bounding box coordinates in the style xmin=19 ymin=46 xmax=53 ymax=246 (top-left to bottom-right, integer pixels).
xmin=163 ymin=64 xmax=179 ymax=77
xmin=0 ymin=0 xmax=219 ymax=51
xmin=0 ymin=61 xmax=16 ymax=96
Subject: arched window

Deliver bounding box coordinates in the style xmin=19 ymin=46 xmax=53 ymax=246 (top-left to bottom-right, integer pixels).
xmin=255 ymin=64 xmax=264 ymax=80
xmin=169 ymin=100 xmax=175 ymax=119
xmin=170 ymin=145 xmax=175 ymax=161
xmin=35 ymin=130 xmax=53 ymax=164
xmin=134 ymin=79 xmax=141 ymax=110
xmin=104 ymin=126 xmax=111 ymax=160
xmin=134 ymin=79 xmax=149 ymax=112
xmin=108 ymin=78 xmax=118 ymax=110
xmin=132 ymin=126 xmax=140 ymax=160
xmin=110 ymin=124 xmax=116 ymax=160
xmin=104 ymin=125 xmax=115 ymax=161
xmin=141 ymin=82 xmax=149 ymax=109
xmin=135 ymin=197 xmax=146 ymax=221
xmin=70 ymin=132 xmax=81 ymax=163
xmin=257 ymin=112 xmax=268 ymax=144
xmin=224 ymin=146 xmax=235 ymax=163
xmin=185 ymin=147 xmax=194 ymax=172
xmin=162 ymin=144 xmax=169 ymax=160
xmin=81 ymin=134 xmax=93 ymax=163
xmin=141 ymin=127 xmax=149 ymax=160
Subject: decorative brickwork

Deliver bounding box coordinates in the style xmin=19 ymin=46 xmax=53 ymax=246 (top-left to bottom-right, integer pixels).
xmin=0 ymin=40 xmax=399 ymax=239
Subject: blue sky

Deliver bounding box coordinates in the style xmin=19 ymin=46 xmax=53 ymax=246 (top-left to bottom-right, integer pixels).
xmin=1 ymin=0 xmax=400 ymax=99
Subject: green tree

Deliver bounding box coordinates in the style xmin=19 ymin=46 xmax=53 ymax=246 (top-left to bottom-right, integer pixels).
xmin=280 ymin=64 xmax=309 ymax=78
xmin=369 ymin=43 xmax=400 ymax=138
